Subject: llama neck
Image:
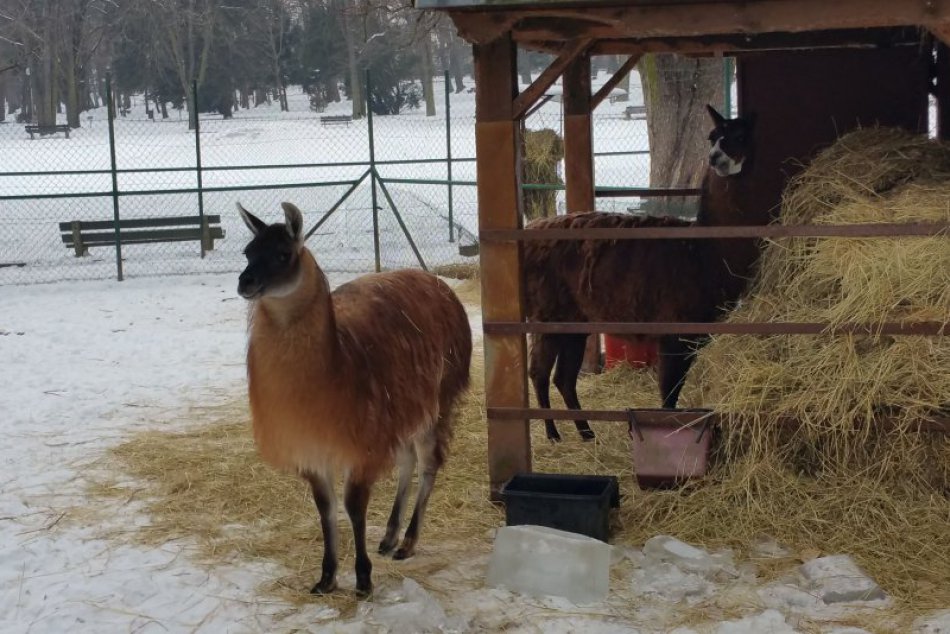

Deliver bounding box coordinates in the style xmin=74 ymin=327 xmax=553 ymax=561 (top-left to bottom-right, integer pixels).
xmin=254 ymin=249 xmax=337 ymax=349
xmin=697 ymin=168 xmax=752 ymax=227
xmin=698 ymin=161 xmax=767 ymax=292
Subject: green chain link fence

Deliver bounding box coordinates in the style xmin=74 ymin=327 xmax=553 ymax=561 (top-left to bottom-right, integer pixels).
xmin=0 ymin=69 xmax=661 ymax=286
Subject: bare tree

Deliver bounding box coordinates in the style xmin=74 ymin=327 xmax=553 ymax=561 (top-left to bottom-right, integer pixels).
xmin=639 ymin=54 xmax=729 ymax=213
xmin=436 ymin=16 xmax=466 ymax=93
xmin=149 ymin=0 xmax=217 ymax=129
xmin=258 ymin=0 xmax=290 ymax=111
xmin=58 ymin=0 xmax=112 ymax=128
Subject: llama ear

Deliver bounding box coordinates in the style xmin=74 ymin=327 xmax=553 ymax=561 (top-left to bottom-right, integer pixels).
xmin=236 ymin=202 xmax=266 ymax=236
xmin=706 ymin=104 xmax=726 ymax=126
xmin=280 ymin=202 xmax=304 ymax=244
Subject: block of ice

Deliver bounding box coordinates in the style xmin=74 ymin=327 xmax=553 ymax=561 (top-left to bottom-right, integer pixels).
xmin=486 ymin=525 xmax=611 ymax=604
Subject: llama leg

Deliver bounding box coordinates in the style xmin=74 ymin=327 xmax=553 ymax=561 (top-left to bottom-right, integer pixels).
xmin=530 ymin=334 xmax=562 ymax=442
xmin=658 ymin=336 xmax=698 ymax=409
xmin=554 ymin=334 xmax=595 ymax=441
xmin=379 ymin=445 xmax=416 ymax=555
xmin=394 ymin=432 xmax=440 ymax=560
xmin=343 ymin=476 xmax=374 ymax=598
xmin=305 ymin=470 xmax=339 ymax=595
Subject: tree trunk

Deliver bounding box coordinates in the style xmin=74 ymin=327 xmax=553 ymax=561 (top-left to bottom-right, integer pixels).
xmin=0 ymin=76 xmax=6 ymax=122
xmin=439 ymin=21 xmax=466 ymax=93
xmin=326 ymin=78 xmax=341 ymax=103
xmin=273 ymin=62 xmax=288 ymax=111
xmin=341 ymin=0 xmax=364 ymax=119
xmin=638 ymin=54 xmax=727 ymax=216
xmin=65 ymin=60 xmax=81 ymax=128
xmin=421 ymin=36 xmax=436 ymax=116
xmin=240 ymin=86 xmax=250 ymax=109
xmin=7 ymin=82 xmax=20 ymax=115
xmin=34 ymin=48 xmax=58 ymax=126
xmin=18 ymin=71 xmax=31 ymax=122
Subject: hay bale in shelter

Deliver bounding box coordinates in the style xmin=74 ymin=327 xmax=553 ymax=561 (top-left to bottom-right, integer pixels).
xmin=522 ymin=128 xmax=564 ymax=220
xmin=634 ymin=128 xmax=950 ymax=608
xmin=693 ymin=127 xmax=949 ymax=439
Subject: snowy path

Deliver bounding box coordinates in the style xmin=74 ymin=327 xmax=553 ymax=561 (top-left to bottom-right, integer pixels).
xmin=0 ymin=273 xmax=353 ymax=632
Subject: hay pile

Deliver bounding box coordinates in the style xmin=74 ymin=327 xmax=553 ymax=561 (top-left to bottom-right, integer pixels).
xmin=647 ymin=127 xmax=950 ymax=609
xmin=522 ymin=128 xmax=564 ymax=220
xmin=694 ymin=127 xmax=949 ymax=436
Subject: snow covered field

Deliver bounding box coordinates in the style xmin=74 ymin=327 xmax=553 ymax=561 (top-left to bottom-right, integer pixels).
xmin=0 ymin=75 xmax=651 ymax=287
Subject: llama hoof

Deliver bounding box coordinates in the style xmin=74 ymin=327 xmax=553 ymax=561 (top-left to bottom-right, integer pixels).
xmin=393 ymin=546 xmax=415 ymax=560
xmin=546 ymin=431 xmax=562 ymax=443
xmin=310 ymin=578 xmax=338 ymax=595
xmin=378 ymin=538 xmax=397 ymax=555
xmin=355 ymin=581 xmax=374 ymax=599
xmin=579 ymin=429 xmax=596 ymax=442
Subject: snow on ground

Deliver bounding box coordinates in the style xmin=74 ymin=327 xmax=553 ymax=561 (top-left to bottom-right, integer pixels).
xmin=2 ymin=272 xmax=946 ymax=633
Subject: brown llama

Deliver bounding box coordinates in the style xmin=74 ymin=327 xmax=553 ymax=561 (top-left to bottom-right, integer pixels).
xmin=237 ymin=202 xmax=472 ymax=597
xmin=524 ymin=105 xmax=767 ymax=442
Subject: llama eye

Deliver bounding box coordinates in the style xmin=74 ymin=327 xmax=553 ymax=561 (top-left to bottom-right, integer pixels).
xmin=278 ymin=252 xmax=290 ymax=263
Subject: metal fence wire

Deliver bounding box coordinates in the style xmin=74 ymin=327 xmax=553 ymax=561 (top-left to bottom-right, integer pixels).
xmin=0 ymin=67 xmax=692 ymax=286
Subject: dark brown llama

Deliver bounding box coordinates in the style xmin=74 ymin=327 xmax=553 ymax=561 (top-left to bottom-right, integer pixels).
xmin=238 ymin=202 xmax=472 ymax=597
xmin=524 ymin=105 xmax=766 ymax=442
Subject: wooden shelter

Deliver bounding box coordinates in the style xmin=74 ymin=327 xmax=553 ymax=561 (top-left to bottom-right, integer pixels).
xmin=415 ymin=0 xmax=950 ymax=497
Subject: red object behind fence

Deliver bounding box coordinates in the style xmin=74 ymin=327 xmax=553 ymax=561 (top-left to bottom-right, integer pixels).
xmin=603 ymin=335 xmax=658 ymax=369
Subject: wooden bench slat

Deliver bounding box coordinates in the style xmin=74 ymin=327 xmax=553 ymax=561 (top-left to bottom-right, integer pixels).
xmin=58 ymin=215 xmax=222 ymax=232
xmin=61 ymin=227 xmax=225 ymax=246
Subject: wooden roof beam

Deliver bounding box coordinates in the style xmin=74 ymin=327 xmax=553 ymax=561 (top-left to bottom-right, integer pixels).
xmin=588 ymin=27 xmax=924 ymax=56
xmin=591 ymin=53 xmax=642 ymax=109
xmin=449 ymin=1 xmax=949 ymax=45
xmin=512 ymin=37 xmax=593 ymax=120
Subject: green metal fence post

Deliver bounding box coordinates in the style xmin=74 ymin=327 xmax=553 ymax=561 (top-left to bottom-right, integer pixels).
xmin=193 ymin=80 xmax=206 ymax=258
xmin=105 ymin=74 xmax=123 ymax=281
xmin=366 ymin=70 xmax=381 ymax=272
xmin=445 ymin=69 xmax=455 ymax=243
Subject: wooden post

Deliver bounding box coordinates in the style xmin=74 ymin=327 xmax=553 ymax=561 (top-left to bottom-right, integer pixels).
xmin=475 ymin=33 xmax=531 ymax=500
xmin=563 ymin=52 xmax=602 ymax=374
xmin=70 ymin=220 xmax=86 ymax=257
xmin=201 ymin=217 xmax=213 ymax=252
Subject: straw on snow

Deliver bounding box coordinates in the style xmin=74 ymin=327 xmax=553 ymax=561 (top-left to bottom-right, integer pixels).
xmin=86 ymin=127 xmax=950 ymax=621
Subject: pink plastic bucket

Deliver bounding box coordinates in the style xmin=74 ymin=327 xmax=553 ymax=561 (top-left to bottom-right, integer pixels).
xmin=628 ymin=410 xmax=713 ymax=488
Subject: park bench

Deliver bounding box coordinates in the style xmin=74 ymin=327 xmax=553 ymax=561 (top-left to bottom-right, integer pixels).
xmin=624 ymin=105 xmax=647 ymax=120
xmin=25 ymin=124 xmax=71 ymax=139
xmin=320 ymin=115 xmax=352 ymax=126
xmin=59 ymin=215 xmax=224 ymax=257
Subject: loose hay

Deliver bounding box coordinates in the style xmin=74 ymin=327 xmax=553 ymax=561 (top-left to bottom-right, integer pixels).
xmin=87 ymin=128 xmax=949 ymax=623
xmin=523 ymin=128 xmax=564 ymax=220
xmin=673 ymin=127 xmax=950 ymax=610
xmin=431 ymin=262 xmax=480 ymax=280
